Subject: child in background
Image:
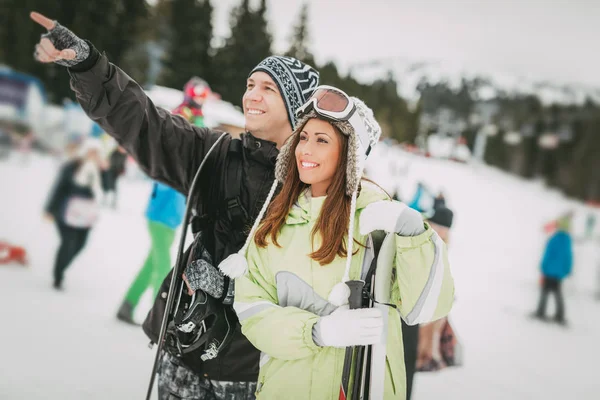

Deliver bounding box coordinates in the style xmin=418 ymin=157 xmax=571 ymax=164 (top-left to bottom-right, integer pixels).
xmin=533 ymin=213 xmax=573 ymax=325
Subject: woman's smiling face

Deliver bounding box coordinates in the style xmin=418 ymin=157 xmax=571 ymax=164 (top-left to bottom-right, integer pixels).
xmin=295 ymin=118 xmax=342 ymax=197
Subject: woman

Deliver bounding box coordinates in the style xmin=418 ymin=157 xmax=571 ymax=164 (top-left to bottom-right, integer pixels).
xmin=221 ymin=87 xmax=454 ymax=399
xmin=45 ymin=138 xmax=103 ymax=290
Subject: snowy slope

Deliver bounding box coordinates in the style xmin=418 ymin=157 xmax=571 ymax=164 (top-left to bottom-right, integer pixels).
xmin=367 ymin=143 xmax=600 ymax=399
xmin=0 ymin=155 xmax=165 ymax=399
xmin=1 ymin=149 xmax=599 ymax=399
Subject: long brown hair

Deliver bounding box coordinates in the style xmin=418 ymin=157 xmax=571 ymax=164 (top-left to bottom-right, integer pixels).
xmin=254 ymin=121 xmax=353 ymax=265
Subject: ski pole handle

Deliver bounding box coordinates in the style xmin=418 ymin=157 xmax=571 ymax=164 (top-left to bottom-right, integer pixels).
xmin=346 ymin=280 xmax=365 ymax=310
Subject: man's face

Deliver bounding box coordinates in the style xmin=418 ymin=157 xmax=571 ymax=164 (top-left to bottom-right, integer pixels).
xmin=242 ymin=72 xmax=291 ymax=139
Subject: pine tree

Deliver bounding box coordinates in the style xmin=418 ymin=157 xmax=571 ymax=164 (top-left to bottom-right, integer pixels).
xmin=0 ymin=0 xmax=10 ymax=63
xmin=1 ymin=0 xmax=66 ymax=102
xmin=120 ymin=42 xmax=151 ymax=85
xmin=284 ymin=3 xmax=315 ymax=67
xmin=0 ymin=0 xmax=148 ymax=102
xmin=210 ymin=0 xmax=272 ymax=106
xmin=141 ymin=0 xmax=172 ymax=86
xmin=317 ymin=62 xmax=344 ymax=88
xmin=112 ymin=0 xmax=150 ymax=84
xmin=253 ymin=0 xmax=272 ymax=58
xmin=72 ymin=0 xmax=119 ymax=58
xmin=158 ymin=0 xmax=213 ymax=90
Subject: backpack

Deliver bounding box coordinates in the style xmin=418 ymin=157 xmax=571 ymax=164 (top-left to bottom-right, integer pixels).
xmin=142 ymin=137 xmax=248 ymax=344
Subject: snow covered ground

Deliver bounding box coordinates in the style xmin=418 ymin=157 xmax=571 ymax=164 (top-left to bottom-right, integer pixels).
xmin=1 ymin=147 xmax=599 ymax=399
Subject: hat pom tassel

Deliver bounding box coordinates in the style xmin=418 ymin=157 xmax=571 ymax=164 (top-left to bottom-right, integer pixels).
xmin=218 ymin=252 xmax=249 ymax=279
xmin=328 ymin=282 xmax=351 ymax=307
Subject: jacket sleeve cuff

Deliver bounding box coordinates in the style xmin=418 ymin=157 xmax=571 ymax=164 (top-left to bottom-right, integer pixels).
xmin=395 ymin=222 xmax=434 ymax=249
xmin=68 ymin=40 xmax=100 ymax=73
xmin=304 ymin=317 xmax=322 ymax=352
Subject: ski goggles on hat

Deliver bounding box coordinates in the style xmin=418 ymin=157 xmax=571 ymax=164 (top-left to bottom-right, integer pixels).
xmin=296 ymin=85 xmax=373 ymax=158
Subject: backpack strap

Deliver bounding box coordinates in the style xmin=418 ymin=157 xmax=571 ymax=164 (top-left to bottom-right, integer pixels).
xmin=189 ymin=136 xmax=229 ymax=235
xmin=222 ymin=139 xmax=249 ymax=230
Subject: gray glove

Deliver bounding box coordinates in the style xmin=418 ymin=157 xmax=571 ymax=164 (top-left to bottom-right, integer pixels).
xmin=359 ymin=200 xmax=426 ymax=237
xmin=184 ymin=240 xmax=225 ymax=298
xmin=40 ymin=22 xmax=90 ymax=67
xmin=184 ymin=259 xmax=225 ymax=299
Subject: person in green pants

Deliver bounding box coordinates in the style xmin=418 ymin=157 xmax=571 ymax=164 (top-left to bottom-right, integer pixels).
xmin=116 ymin=78 xmax=207 ymax=324
xmin=117 ymin=181 xmax=185 ymax=324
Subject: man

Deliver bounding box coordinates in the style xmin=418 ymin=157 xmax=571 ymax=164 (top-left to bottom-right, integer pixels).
xmin=102 ymin=145 xmax=128 ymax=208
xmin=30 ymin=11 xmax=319 ymax=399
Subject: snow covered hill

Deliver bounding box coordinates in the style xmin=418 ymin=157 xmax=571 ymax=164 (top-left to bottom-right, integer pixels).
xmin=351 ymin=57 xmax=600 ymax=106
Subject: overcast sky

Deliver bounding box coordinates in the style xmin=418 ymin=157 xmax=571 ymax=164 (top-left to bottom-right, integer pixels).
xmin=208 ymin=0 xmax=600 ymax=87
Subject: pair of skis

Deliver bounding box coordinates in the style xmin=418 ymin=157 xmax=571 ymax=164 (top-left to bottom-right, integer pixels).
xmin=339 ymin=233 xmax=396 ymax=400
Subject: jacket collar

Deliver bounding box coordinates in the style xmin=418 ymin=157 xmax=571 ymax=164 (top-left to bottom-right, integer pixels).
xmin=285 ymin=182 xmax=390 ymax=225
xmin=241 ymin=132 xmax=279 ymax=167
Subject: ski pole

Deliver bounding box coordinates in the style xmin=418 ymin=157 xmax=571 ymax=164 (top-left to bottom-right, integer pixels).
xmin=355 ymin=269 xmax=377 ymax=399
xmin=339 ymin=280 xmax=365 ymax=400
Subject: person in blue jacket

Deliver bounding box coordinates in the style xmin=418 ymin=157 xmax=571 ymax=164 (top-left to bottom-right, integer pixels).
xmin=408 ymin=181 xmax=435 ymax=213
xmin=116 ymin=182 xmax=186 ymax=324
xmin=533 ymin=213 xmax=573 ymax=325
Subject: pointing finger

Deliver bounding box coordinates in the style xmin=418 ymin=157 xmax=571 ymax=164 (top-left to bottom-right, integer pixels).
xmin=30 ymin=12 xmax=56 ymax=30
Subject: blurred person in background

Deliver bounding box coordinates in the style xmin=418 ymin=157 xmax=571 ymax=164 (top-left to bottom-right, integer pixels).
xmin=408 ymin=181 xmax=435 ymax=213
xmin=17 ymin=131 xmax=34 ymax=165
xmin=401 ymin=202 xmax=457 ymax=399
xmin=416 ymin=205 xmax=460 ymax=372
xmin=596 ymin=259 xmax=600 ymax=301
xmin=585 ymin=211 xmax=596 ymax=240
xmin=433 ymin=191 xmax=446 ymax=211
xmin=173 ymin=76 xmax=212 ymax=127
xmin=101 ymin=145 xmax=128 ymax=208
xmin=0 ymin=125 xmax=12 ymax=160
xmin=116 ymin=180 xmax=185 ymax=325
xmin=29 ymin=11 xmax=320 ymax=399
xmin=116 ymin=82 xmax=202 ymax=324
xmin=0 ymin=241 xmax=28 ymax=266
xmin=532 ymin=213 xmax=573 ymax=325
xmin=62 ymin=135 xmax=83 ymax=161
xmin=44 ymin=138 xmax=103 ymax=290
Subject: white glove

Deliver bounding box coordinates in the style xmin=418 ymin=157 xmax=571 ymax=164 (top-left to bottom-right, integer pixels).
xmin=359 ymin=200 xmax=425 ymax=237
xmin=312 ymin=306 xmax=384 ymax=348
